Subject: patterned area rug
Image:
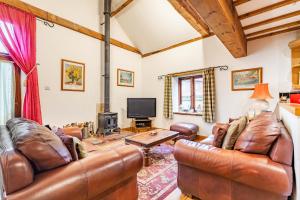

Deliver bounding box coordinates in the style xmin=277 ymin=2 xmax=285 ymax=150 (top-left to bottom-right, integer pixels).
xmin=137 ymin=144 xmax=178 ymax=200
xmin=83 ymin=135 xmax=178 ymax=200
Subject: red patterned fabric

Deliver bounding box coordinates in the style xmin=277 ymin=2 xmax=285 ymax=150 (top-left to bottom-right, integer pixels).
xmin=0 ymin=3 xmax=42 ymax=124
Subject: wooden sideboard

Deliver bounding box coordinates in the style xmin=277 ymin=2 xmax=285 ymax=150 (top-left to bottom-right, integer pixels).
xmin=289 ymin=39 xmax=300 ymax=90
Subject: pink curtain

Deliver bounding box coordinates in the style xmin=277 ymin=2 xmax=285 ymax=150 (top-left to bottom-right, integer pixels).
xmin=0 ymin=3 xmax=42 ymax=124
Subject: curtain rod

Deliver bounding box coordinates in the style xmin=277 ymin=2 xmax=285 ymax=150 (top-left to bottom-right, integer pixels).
xmin=37 ymin=18 xmax=55 ymax=28
xmin=157 ymin=65 xmax=228 ymax=80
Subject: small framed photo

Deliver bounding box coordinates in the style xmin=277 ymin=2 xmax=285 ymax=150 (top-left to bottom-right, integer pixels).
xmin=61 ymin=59 xmax=85 ymax=92
xmin=117 ymin=68 xmax=134 ymax=87
xmin=231 ymin=67 xmax=262 ymax=91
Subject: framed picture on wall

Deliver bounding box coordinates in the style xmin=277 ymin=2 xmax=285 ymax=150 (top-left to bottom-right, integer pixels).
xmin=61 ymin=59 xmax=85 ymax=92
xmin=231 ymin=67 xmax=262 ymax=91
xmin=117 ymin=68 xmax=134 ymax=87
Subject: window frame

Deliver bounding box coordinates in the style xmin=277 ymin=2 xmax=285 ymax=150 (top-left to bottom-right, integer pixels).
xmin=178 ymin=75 xmax=203 ymax=114
xmin=0 ymin=52 xmax=21 ymax=117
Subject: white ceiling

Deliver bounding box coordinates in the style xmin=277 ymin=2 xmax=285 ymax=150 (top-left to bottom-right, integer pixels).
xmin=112 ymin=0 xmax=200 ymax=54
xmin=112 ymin=0 xmax=300 ymax=53
xmin=235 ymin=0 xmax=300 ymax=37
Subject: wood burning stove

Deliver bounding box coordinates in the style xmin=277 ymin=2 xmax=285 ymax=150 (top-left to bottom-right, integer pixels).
xmin=97 ymin=112 xmax=118 ymax=136
xmin=97 ymin=0 xmax=119 ymax=136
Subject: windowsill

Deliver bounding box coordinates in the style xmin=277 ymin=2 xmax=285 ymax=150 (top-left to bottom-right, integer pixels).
xmin=173 ymin=112 xmax=203 ymax=116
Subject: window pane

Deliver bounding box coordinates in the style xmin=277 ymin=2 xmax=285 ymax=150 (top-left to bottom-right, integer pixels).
xmin=0 ymin=21 xmax=14 ymax=54
xmin=180 ymin=79 xmax=191 ymax=111
xmin=0 ymin=41 xmax=7 ymax=54
xmin=195 ymin=77 xmax=203 ymax=112
xmin=0 ymin=61 xmax=15 ymax=125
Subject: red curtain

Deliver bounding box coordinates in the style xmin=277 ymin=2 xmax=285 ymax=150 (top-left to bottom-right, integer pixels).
xmin=0 ymin=3 xmax=42 ymax=124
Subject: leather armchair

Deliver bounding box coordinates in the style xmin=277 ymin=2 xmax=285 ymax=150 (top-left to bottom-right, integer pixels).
xmin=174 ymin=122 xmax=293 ymax=200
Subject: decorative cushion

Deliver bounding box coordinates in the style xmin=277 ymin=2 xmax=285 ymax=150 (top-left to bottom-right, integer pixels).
xmin=52 ymin=127 xmax=79 ymax=161
xmin=7 ymin=118 xmax=72 ymax=172
xmin=212 ymin=123 xmax=230 ymax=147
xmin=222 ymin=116 xmax=247 ymax=150
xmin=221 ymin=123 xmax=239 ymax=150
xmin=234 ymin=113 xmax=280 ymax=155
xmin=73 ymin=137 xmax=87 ymax=159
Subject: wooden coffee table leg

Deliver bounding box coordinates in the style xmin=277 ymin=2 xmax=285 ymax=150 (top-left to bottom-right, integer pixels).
xmin=143 ymin=148 xmax=151 ymax=167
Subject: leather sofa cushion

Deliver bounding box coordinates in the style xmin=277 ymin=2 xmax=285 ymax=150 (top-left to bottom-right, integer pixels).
xmin=212 ymin=123 xmax=230 ymax=147
xmin=269 ymin=121 xmax=293 ymax=166
xmin=0 ymin=126 xmax=34 ymax=194
xmin=7 ymin=118 xmax=72 ymax=172
xmin=234 ymin=113 xmax=280 ymax=155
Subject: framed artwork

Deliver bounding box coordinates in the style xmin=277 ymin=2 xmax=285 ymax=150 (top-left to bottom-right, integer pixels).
xmin=231 ymin=67 xmax=262 ymax=91
xmin=117 ymin=68 xmax=134 ymax=87
xmin=61 ymin=59 xmax=85 ymax=92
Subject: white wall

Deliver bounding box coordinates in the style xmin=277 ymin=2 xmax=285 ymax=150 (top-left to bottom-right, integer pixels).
xmin=141 ymin=31 xmax=300 ymax=135
xmin=21 ymin=0 xmax=142 ymax=128
xmin=280 ymin=106 xmax=300 ymax=200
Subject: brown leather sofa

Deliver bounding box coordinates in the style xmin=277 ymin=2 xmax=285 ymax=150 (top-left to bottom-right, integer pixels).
xmin=0 ymin=121 xmax=143 ymax=200
xmin=174 ymin=119 xmax=293 ymax=200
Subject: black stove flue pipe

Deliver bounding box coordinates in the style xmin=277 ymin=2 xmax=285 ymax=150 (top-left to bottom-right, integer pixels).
xmin=104 ymin=0 xmax=111 ymax=113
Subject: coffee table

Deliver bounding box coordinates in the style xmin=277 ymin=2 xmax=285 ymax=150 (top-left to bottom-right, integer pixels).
xmin=125 ymin=130 xmax=179 ymax=166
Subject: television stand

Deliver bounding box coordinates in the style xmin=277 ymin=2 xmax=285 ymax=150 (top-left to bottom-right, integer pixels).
xmin=130 ymin=118 xmax=152 ymax=133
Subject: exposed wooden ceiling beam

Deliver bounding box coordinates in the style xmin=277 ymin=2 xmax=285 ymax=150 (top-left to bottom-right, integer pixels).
xmin=0 ymin=0 xmax=141 ymax=55
xmin=247 ymin=25 xmax=300 ymax=41
xmin=111 ymin=0 xmax=134 ymax=17
xmin=239 ymin=0 xmax=300 ymax=20
xmin=180 ymin=0 xmax=247 ymax=58
xmin=243 ymin=10 xmax=300 ymax=30
xmin=168 ymin=0 xmax=210 ymax=36
xmin=234 ymin=0 xmax=251 ymax=6
xmin=246 ymin=20 xmax=300 ymax=37
xmin=142 ymin=34 xmax=213 ymax=58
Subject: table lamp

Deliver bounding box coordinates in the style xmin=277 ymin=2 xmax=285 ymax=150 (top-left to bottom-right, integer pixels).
xmin=250 ymin=83 xmax=273 ymax=115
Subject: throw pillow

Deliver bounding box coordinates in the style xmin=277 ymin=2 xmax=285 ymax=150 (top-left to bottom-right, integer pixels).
xmin=52 ymin=127 xmax=86 ymax=160
xmin=212 ymin=123 xmax=230 ymax=147
xmin=221 ymin=123 xmax=239 ymax=150
xmin=234 ymin=113 xmax=281 ymax=154
xmin=73 ymin=137 xmax=87 ymax=159
xmin=222 ymin=116 xmax=247 ymax=150
xmin=53 ymin=128 xmax=79 ymax=161
xmin=7 ymin=118 xmax=72 ymax=172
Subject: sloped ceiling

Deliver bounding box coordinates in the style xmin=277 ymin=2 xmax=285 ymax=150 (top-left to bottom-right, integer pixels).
xmin=112 ymin=0 xmax=200 ymax=54
xmin=111 ymin=0 xmax=300 ymax=55
xmin=235 ymin=0 xmax=300 ymax=36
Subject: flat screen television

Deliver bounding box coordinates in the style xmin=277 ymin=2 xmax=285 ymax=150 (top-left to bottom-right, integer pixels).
xmin=127 ymin=98 xmax=156 ymax=118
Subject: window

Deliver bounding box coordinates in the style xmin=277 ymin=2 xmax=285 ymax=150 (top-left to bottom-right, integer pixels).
xmin=177 ymin=75 xmax=203 ymax=114
xmin=0 ymin=41 xmax=21 ymax=125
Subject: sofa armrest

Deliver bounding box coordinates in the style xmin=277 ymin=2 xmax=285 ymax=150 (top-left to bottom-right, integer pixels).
xmin=7 ymin=145 xmax=143 ymax=200
xmin=174 ymin=139 xmax=293 ymax=196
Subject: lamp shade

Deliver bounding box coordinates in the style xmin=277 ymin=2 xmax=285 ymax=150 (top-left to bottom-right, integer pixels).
xmin=250 ymin=83 xmax=273 ymax=100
